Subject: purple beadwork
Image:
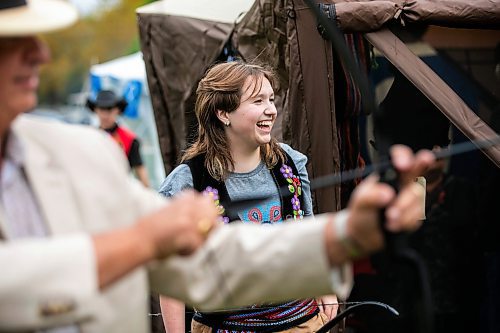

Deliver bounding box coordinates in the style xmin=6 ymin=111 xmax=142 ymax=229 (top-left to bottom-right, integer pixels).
xmin=280 ymin=165 xmax=293 ymax=179
xmin=203 ymin=186 xmax=230 ymax=224
xmin=280 ymin=164 xmax=304 ymax=220
xmin=291 ymin=196 xmax=300 ymax=210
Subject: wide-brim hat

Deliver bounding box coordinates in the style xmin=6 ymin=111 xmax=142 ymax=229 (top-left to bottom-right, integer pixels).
xmin=0 ymin=0 xmax=78 ymax=36
xmin=86 ymin=90 xmax=128 ymax=113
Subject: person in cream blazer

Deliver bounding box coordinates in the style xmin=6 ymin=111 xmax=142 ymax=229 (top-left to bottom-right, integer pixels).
xmin=0 ymin=1 xmax=432 ymax=331
xmin=0 ymin=114 xmax=339 ymax=331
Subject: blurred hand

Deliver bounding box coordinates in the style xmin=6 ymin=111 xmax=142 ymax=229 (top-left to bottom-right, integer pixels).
xmin=336 ymin=145 xmax=435 ymax=256
xmin=316 ymin=294 xmax=338 ymax=320
xmin=136 ymin=190 xmax=219 ymax=259
xmin=385 ymin=145 xmax=434 ymax=232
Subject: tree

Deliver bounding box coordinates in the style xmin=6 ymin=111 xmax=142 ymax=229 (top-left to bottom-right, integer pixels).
xmin=39 ymin=0 xmax=154 ymax=105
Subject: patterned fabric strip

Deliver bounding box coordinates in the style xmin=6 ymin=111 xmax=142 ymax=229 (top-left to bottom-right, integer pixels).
xmin=210 ymin=299 xmax=319 ymax=332
xmin=335 ymin=33 xmax=369 ymax=207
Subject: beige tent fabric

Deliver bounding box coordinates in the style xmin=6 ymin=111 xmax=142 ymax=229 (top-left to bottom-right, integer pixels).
xmin=402 ymin=0 xmax=500 ymax=29
xmin=333 ymin=0 xmax=500 ymax=32
xmin=136 ymin=0 xmax=255 ymax=24
xmin=334 ymin=1 xmax=402 ymax=32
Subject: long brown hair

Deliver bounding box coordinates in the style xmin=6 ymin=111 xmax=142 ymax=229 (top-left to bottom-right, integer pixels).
xmin=182 ymin=61 xmax=285 ymax=181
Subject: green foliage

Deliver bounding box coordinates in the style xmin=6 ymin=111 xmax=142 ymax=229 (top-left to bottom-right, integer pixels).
xmin=39 ymin=0 xmax=154 ymax=105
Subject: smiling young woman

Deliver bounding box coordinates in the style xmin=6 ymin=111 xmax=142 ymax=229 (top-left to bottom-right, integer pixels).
xmin=158 ymin=61 xmax=339 ymax=333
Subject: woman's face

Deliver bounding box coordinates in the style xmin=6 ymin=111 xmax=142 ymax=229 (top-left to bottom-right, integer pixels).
xmin=224 ymin=76 xmax=277 ymax=151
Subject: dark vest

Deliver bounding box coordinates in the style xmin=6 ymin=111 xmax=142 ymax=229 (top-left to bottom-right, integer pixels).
xmin=184 ymin=151 xmax=305 ymax=223
xmin=185 ymin=152 xmax=314 ymax=331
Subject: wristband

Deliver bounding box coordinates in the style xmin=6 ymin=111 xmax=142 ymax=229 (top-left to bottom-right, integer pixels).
xmin=334 ymin=210 xmax=363 ymax=259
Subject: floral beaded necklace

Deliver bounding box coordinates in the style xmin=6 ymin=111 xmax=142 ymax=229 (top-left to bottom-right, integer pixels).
xmin=280 ymin=163 xmax=304 ymax=220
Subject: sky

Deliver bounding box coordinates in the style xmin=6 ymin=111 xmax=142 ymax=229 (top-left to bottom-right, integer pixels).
xmin=69 ymin=0 xmax=119 ymax=16
xmin=69 ymin=0 xmax=99 ymax=15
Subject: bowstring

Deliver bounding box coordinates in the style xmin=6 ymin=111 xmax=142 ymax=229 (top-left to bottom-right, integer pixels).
xmin=149 ymin=301 xmax=386 ymax=315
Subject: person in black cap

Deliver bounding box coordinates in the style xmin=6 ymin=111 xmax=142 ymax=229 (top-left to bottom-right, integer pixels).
xmin=87 ymin=90 xmax=150 ymax=187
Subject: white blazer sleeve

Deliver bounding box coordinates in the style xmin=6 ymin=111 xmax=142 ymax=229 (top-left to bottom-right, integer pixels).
xmin=148 ymin=215 xmax=353 ymax=310
xmin=0 ymin=234 xmax=100 ymax=331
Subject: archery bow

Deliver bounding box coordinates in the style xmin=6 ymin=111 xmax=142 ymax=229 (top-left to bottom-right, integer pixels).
xmin=194 ymin=1 xmax=500 ymax=330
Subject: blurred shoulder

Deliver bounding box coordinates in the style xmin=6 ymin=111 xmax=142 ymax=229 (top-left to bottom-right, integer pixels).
xmin=14 ymin=114 xmax=127 ymax=169
xmin=14 ymin=114 xmax=109 ymax=146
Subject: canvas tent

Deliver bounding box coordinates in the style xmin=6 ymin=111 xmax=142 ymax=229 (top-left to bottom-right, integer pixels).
xmin=137 ymin=0 xmax=499 ymax=213
xmin=89 ymin=52 xmax=165 ymax=189
xmin=137 ymin=0 xmax=255 ymax=176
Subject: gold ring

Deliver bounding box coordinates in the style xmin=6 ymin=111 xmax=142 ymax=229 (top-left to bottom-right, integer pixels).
xmin=197 ymin=218 xmax=213 ymax=236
